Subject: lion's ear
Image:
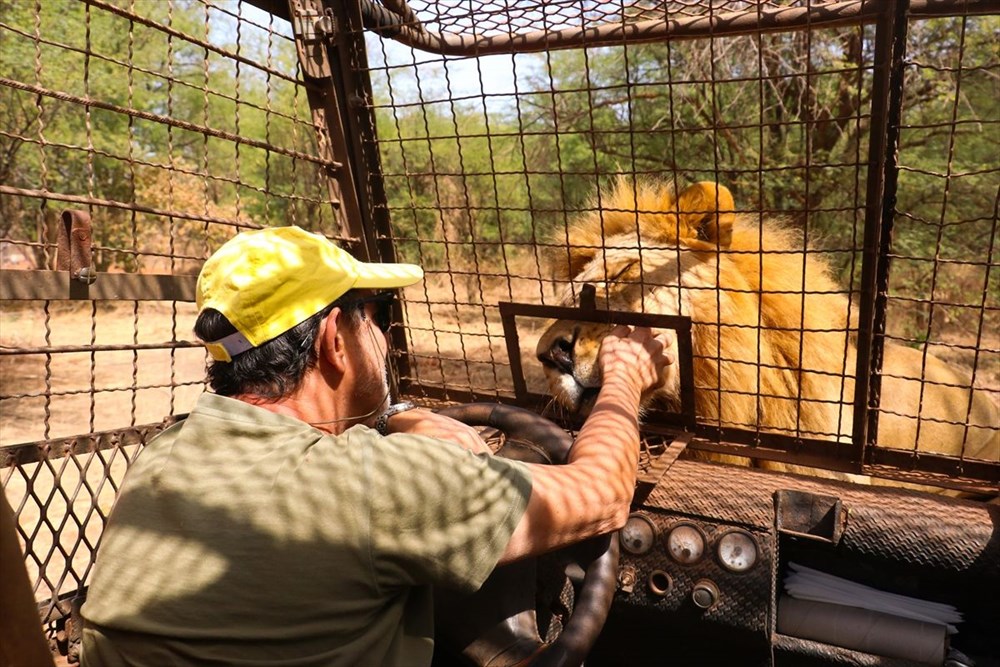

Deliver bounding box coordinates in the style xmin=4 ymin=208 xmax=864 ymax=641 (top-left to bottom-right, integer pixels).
xmin=677 ymin=182 xmax=735 ymax=249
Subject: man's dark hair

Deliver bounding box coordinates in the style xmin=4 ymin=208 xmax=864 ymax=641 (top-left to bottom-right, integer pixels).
xmin=194 ymin=290 xmax=363 ymax=398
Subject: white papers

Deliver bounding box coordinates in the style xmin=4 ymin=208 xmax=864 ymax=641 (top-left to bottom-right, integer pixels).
xmin=784 ymin=562 xmax=962 ymax=634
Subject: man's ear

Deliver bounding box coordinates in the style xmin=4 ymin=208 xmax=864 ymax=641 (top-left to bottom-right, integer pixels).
xmin=318 ymin=308 xmax=349 ymax=374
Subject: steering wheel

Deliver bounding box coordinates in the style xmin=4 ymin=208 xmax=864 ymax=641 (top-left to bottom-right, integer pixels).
xmin=433 ymin=403 xmax=620 ymax=667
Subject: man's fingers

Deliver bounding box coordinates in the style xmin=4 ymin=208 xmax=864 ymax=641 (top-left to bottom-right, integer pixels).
xmin=609 ymin=324 xmax=631 ymax=338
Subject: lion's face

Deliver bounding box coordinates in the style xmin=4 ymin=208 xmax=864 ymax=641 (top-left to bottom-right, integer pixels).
xmin=536 ymin=246 xmax=699 ymax=413
xmin=535 ymin=179 xmax=857 ymax=439
xmin=535 ymin=181 xmax=732 ymax=414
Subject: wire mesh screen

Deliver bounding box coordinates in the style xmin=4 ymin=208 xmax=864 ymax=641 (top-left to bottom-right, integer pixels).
xmin=884 ymin=15 xmax=999 ymax=463
xmin=0 ymin=0 xmax=341 ymax=624
xmin=359 ymin=0 xmax=998 ymax=487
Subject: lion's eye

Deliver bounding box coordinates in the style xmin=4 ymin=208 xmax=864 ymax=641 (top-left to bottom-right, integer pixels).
xmin=609 ymin=262 xmax=637 ymax=283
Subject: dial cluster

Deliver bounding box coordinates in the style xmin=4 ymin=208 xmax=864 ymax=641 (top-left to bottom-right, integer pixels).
xmin=620 ymin=513 xmax=760 ymax=573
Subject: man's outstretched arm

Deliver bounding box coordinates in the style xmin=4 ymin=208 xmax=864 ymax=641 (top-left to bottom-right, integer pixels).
xmin=499 ymin=325 xmax=674 ymax=563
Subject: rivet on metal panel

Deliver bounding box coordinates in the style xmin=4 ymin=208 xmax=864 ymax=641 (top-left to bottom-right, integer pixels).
xmin=315 ymin=9 xmax=336 ymax=40
xmin=288 ymin=0 xmax=334 ymax=78
xmin=618 ymin=565 xmax=637 ymax=594
xmin=774 ymin=489 xmax=848 ymax=545
xmin=57 ymin=210 xmax=95 ymax=284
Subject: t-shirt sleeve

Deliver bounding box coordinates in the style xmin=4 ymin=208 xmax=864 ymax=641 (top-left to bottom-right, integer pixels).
xmin=350 ymin=427 xmax=532 ymax=594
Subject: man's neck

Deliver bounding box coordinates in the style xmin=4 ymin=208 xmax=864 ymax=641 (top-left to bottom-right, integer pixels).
xmin=232 ymin=372 xmax=354 ymax=434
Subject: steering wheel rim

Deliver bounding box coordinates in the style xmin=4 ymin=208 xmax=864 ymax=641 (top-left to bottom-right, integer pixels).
xmin=434 ymin=403 xmax=620 ymax=667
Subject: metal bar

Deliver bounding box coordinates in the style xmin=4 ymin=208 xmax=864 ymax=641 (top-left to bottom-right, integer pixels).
xmin=0 ymin=131 xmax=328 ymax=211
xmin=0 ymin=185 xmax=256 ymax=230
xmin=0 ymin=270 xmax=197 ymax=302
xmin=637 ymin=432 xmax=692 ymax=486
xmin=360 ymin=0 xmax=1000 ymax=57
xmin=313 ymin=0 xmax=373 ymax=253
xmin=0 ymin=341 xmax=200 ymax=356
xmin=82 ymin=0 xmax=304 ymax=86
xmin=850 ymin=0 xmax=906 ymax=465
xmin=865 ymin=448 xmax=1000 ymax=483
xmin=645 ymin=423 xmax=862 ymax=472
xmin=498 ymin=301 xmax=696 ymax=425
xmin=400 ymin=383 xmax=520 ymax=407
xmin=327 ymin=0 xmax=415 ymax=394
xmin=287 ymin=0 xmax=362 ymax=242
xmin=863 ymin=464 xmax=1000 ymax=495
xmin=499 ymin=301 xmax=529 ymax=401
xmin=1 ymin=418 xmax=183 ymax=468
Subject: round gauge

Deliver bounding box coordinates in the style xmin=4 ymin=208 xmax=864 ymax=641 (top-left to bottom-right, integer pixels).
xmin=716 ymin=530 xmax=759 ymax=573
xmin=619 ymin=513 xmax=657 ymax=555
xmin=664 ymin=522 xmax=706 ymax=565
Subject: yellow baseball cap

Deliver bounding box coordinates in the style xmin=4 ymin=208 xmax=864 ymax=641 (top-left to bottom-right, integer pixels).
xmin=196 ymin=226 xmax=423 ymax=362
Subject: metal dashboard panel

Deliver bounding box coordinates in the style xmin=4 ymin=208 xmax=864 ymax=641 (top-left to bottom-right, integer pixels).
xmin=613 ymin=457 xmax=1000 ymax=662
xmin=615 ymin=511 xmax=773 ymax=636
xmin=641 ymin=459 xmax=996 ymax=572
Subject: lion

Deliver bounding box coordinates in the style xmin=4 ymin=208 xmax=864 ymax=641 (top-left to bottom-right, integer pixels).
xmin=535 ymin=179 xmax=998 ymax=479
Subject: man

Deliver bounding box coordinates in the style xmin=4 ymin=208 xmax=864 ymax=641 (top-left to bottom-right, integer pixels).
xmin=80 ymin=226 xmax=674 ymax=666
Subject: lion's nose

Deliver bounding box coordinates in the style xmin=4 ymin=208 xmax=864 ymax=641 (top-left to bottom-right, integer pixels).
xmin=538 ymin=336 xmax=574 ymax=375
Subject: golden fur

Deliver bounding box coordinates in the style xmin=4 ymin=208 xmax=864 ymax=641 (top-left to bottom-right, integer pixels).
xmin=536 ymin=180 xmax=998 ymax=477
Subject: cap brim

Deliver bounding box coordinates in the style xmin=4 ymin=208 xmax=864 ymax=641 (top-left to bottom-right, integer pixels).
xmin=351 ymin=260 xmax=424 ymax=290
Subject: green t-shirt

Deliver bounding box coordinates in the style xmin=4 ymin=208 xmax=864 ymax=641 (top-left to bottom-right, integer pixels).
xmin=80 ymin=393 xmax=532 ymax=667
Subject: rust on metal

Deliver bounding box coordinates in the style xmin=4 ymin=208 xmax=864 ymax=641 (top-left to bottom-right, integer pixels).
xmin=633 ymin=432 xmax=693 ymax=507
xmin=774 ymin=489 xmax=848 ymax=545
xmin=1 ymin=418 xmax=185 ymax=469
xmin=288 ymin=0 xmax=336 ymax=79
xmin=325 ymin=0 xmax=417 ymax=395
xmin=56 ymin=210 xmax=94 ymax=284
xmin=0 ymin=271 xmax=197 ymax=302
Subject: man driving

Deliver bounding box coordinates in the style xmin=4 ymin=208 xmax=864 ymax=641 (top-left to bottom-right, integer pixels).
xmin=80 ymin=225 xmax=674 ymax=666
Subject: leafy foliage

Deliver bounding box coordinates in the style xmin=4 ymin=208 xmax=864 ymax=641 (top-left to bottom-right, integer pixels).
xmin=373 ymin=16 xmax=998 ymax=349
xmin=0 ymin=0 xmax=330 ymax=272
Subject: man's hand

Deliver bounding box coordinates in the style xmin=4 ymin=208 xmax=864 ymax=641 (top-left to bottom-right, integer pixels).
xmin=599 ymin=325 xmax=676 ymax=394
xmin=386 ymin=408 xmax=490 ymax=454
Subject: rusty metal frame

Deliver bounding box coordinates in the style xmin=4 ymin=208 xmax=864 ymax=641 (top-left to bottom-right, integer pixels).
xmin=286 ymin=0 xmax=365 ymax=247
xmin=851 ymin=0 xmax=909 ymax=463
xmin=2 ymin=418 xmax=184 ymax=468
xmin=0 ymin=270 xmax=196 ymax=302
xmin=498 ymin=299 xmax=697 ymax=429
xmin=323 ymin=0 xmax=417 ymax=397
